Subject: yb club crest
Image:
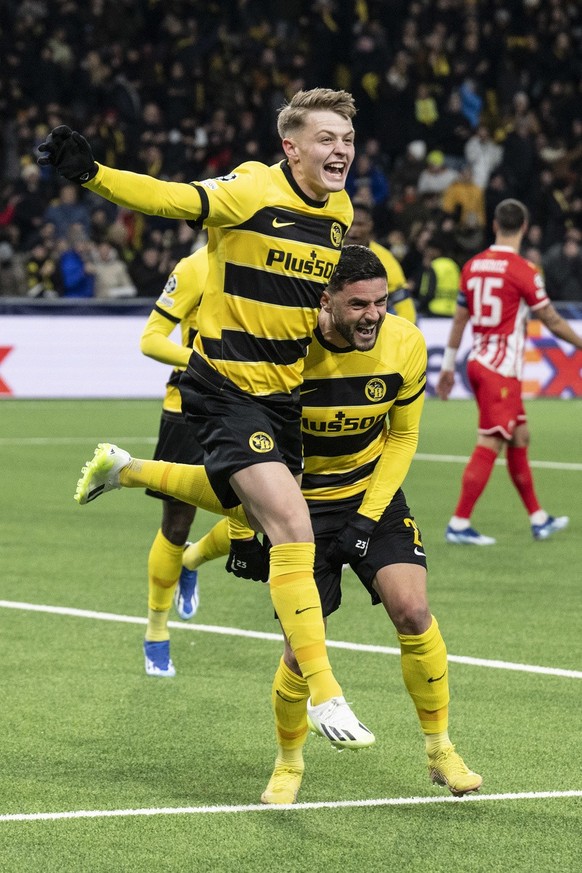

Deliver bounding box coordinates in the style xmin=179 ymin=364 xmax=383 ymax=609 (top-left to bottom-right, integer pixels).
xmin=365 ymin=378 xmax=387 ymax=402
xmin=249 ymin=432 xmax=274 ymax=453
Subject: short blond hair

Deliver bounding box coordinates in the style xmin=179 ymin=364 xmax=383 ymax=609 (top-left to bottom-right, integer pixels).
xmin=277 ymin=88 xmax=356 ymax=139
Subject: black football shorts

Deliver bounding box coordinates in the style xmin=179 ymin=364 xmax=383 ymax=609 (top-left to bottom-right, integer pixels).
xmin=310 ymin=488 xmax=428 ymax=617
xmin=145 ymin=409 xmax=204 ymax=502
xmin=178 ymin=355 xmax=303 ymax=508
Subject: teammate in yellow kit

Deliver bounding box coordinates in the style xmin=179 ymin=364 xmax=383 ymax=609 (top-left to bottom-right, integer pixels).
xmin=139 ymin=248 xmax=255 ymax=676
xmin=345 ymin=200 xmax=417 ymax=323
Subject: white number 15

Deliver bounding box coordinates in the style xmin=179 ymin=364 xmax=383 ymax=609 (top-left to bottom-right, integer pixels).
xmin=466 ymin=276 xmax=503 ymax=326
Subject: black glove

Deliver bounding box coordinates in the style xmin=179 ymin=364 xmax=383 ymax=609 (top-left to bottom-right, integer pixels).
xmin=326 ymin=513 xmax=377 ymax=565
xmin=226 ymin=536 xmax=270 ymax=582
xmin=37 ymin=125 xmax=98 ymax=183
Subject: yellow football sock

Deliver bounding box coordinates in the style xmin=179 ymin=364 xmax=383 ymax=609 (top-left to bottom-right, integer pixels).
xmin=227 ymin=517 xmax=256 ymax=540
xmin=271 ymin=657 xmax=309 ymax=761
xmin=146 ymin=607 xmax=171 ymax=643
xmin=119 ymin=461 xmax=250 ymax=527
xmin=269 ymin=543 xmax=341 ymax=706
xmin=424 ymin=730 xmax=453 ymax=758
xmin=183 ymin=518 xmax=231 ymax=571
xmin=399 ymin=615 xmax=450 ymax=736
xmin=145 ymin=529 xmax=183 ymax=641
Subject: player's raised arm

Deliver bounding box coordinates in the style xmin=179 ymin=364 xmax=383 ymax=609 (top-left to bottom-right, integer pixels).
xmin=38 ymin=125 xmax=203 ymax=220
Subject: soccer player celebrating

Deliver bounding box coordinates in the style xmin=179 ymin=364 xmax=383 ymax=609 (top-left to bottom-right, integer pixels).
xmin=437 ymin=198 xmax=582 ymax=544
xmin=39 ymin=89 xmax=373 ymax=747
xmin=260 ymin=244 xmax=480 ymax=802
xmin=75 ymin=246 xmax=481 ymax=800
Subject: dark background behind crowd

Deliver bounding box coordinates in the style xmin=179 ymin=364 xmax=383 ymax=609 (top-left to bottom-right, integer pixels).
xmin=1 ymin=0 xmax=581 ymax=306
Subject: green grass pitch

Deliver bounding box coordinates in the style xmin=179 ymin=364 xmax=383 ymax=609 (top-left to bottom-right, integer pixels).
xmin=1 ymin=397 xmax=581 ymax=872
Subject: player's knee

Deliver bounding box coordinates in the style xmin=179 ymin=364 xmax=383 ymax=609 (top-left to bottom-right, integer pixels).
xmin=261 ymin=506 xmax=313 ymax=545
xmin=391 ymin=600 xmax=431 ymax=636
xmin=162 ymin=503 xmax=197 ymax=544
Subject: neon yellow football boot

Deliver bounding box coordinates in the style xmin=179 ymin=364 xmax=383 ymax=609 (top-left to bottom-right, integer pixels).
xmin=428 ymin=745 xmax=482 ymax=796
xmin=261 ymin=760 xmax=304 ymax=805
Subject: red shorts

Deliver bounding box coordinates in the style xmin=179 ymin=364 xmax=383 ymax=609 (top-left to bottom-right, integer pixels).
xmin=467 ymin=359 xmax=526 ymax=440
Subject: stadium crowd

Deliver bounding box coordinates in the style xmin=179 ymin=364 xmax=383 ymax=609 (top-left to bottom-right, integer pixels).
xmin=1 ymin=0 xmax=581 ymax=302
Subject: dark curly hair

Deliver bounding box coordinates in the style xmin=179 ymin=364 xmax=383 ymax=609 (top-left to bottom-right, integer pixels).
xmin=327 ymin=244 xmax=386 ymax=294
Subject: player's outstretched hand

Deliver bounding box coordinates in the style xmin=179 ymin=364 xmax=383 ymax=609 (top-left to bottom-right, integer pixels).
xmin=226 ymin=536 xmax=270 ymax=582
xmin=326 ymin=512 xmax=377 ymax=565
xmin=37 ymin=125 xmax=98 ymax=183
xmin=436 ymin=369 xmax=455 ymax=400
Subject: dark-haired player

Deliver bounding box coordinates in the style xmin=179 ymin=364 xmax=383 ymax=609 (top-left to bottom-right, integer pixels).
xmin=438 ymin=198 xmax=582 ymax=543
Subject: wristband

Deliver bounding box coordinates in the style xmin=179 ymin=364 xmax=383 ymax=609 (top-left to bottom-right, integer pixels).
xmin=441 ymin=347 xmax=457 ymax=371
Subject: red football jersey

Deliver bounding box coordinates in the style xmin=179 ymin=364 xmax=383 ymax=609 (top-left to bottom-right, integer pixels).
xmin=458 ymin=245 xmax=549 ymax=377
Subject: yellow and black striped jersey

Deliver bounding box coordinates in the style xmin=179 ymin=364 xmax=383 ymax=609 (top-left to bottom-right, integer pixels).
xmin=87 ymin=160 xmax=352 ymax=396
xmin=301 ymin=315 xmax=427 ymax=519
xmin=140 ymin=248 xmax=207 ymax=413
xmin=369 ymin=240 xmax=416 ymax=324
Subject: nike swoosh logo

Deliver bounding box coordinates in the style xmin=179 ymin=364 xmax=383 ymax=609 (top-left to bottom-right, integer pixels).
xmin=272 ymin=218 xmax=295 ymax=228
xmin=427 ymin=670 xmax=447 ymax=683
xmin=414 ymin=547 xmax=426 ymax=557
xmin=295 ymin=606 xmax=319 ymax=614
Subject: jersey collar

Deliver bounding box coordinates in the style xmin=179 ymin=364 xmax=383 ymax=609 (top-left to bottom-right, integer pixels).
xmin=280 ymin=160 xmax=329 ymax=208
xmin=313 ymin=324 xmax=355 ymax=353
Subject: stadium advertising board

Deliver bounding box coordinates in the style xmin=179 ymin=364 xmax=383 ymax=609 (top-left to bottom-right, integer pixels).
xmin=1 ymin=315 xmax=581 ymax=399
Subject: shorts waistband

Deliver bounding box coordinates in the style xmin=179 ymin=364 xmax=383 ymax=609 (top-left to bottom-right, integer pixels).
xmin=186 ymin=351 xmax=300 ymax=408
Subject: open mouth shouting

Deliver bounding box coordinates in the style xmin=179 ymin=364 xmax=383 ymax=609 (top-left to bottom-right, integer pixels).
xmin=323 ymin=160 xmax=347 ymax=184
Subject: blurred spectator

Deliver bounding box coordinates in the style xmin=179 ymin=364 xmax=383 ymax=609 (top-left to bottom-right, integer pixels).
xmin=412 ymin=83 xmax=439 ymax=144
xmin=401 ymin=222 xmax=438 ymax=286
xmin=43 ymin=183 xmax=91 ymax=241
xmin=464 ymin=124 xmax=503 ymax=190
xmin=377 ymin=50 xmax=414 ymax=161
xmin=390 ymin=140 xmax=427 ymax=197
xmin=346 ymin=152 xmax=389 ymax=208
xmin=502 ymin=92 xmax=541 ymax=139
xmin=89 ymin=206 xmax=113 ymax=244
xmin=415 ymin=236 xmax=461 ymax=318
xmin=542 ymin=231 xmax=582 ymax=301
xmin=386 ymin=229 xmax=409 ymax=265
xmin=93 ymin=240 xmax=137 ymax=299
xmin=129 ymin=245 xmax=174 ymax=297
xmin=499 ymin=118 xmax=539 ymax=207
xmin=11 ymin=163 xmax=51 ymax=250
xmin=522 ymin=223 xmax=544 ymax=253
xmin=458 ymin=78 xmax=482 ymax=129
xmin=484 ymin=170 xmax=511 ymax=243
xmin=523 ymin=246 xmax=543 ymax=269
xmin=25 ymin=240 xmax=61 ymax=298
xmin=58 ymin=225 xmax=96 ymax=298
xmin=442 ymin=164 xmax=486 ymax=255
xmin=389 ymin=185 xmax=436 ymax=239
xmin=0 ymin=238 xmax=26 ymax=296
xmin=435 ymin=90 xmax=473 ymax=168
xmin=417 ymin=151 xmax=459 ymax=197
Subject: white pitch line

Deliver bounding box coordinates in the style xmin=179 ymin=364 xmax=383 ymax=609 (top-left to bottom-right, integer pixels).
xmin=1 ymin=790 xmax=581 ymax=823
xmin=1 ymin=600 xmax=581 ymax=680
xmin=0 ymin=436 xmax=157 ymax=446
xmin=1 ymin=437 xmax=581 ymax=471
xmin=415 ymin=453 xmax=582 ymax=471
